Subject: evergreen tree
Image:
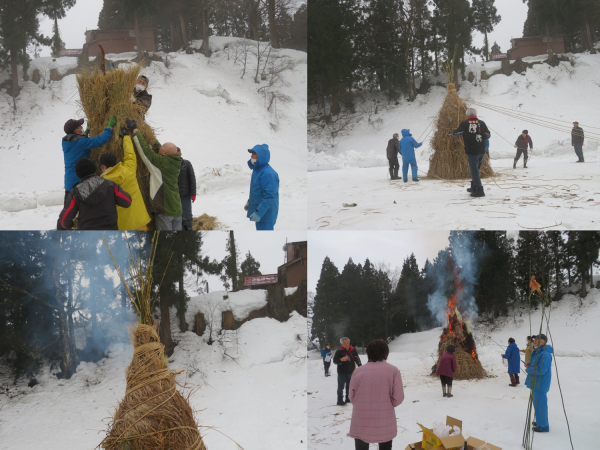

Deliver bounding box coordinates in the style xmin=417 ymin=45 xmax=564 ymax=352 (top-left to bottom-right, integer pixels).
xmin=472 ymin=0 xmax=501 ymax=61
xmin=491 ymin=40 xmax=501 ymax=55
xmin=240 ymin=251 xmax=262 ymax=280
xmin=566 ymin=231 xmax=600 ymax=297
xmin=311 ymin=257 xmax=342 ymax=347
xmin=222 ymin=231 xmax=241 ymax=292
xmin=41 ymin=0 xmax=76 ymax=57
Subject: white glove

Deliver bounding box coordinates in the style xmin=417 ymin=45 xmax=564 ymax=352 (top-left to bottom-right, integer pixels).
xmin=244 ymin=202 xmax=249 ymax=211
xmin=131 ymin=93 xmax=136 ymax=103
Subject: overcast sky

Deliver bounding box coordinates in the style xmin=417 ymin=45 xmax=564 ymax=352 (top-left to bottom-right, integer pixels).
xmin=199 ymin=230 xmax=306 ymax=294
xmin=308 ymin=231 xmax=451 ymax=293
xmin=35 ymin=0 xmax=526 ymax=58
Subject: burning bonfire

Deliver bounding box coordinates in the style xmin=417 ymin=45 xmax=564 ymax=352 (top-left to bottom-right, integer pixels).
xmin=435 ymin=266 xmax=486 ymax=380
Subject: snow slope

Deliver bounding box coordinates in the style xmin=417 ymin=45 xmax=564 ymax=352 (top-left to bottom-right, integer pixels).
xmin=0 ymin=291 xmax=307 ymax=450
xmin=308 ymin=52 xmax=600 ymax=230
xmin=308 ymin=289 xmax=600 ymax=450
xmin=0 ymin=37 xmax=307 ymax=230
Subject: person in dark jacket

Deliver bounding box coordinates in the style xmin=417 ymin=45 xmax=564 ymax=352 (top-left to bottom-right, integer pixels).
xmin=176 ymin=148 xmax=197 ymax=231
xmin=502 ymin=337 xmax=521 ymax=386
xmin=436 ymin=345 xmax=457 ymax=397
xmin=572 ymin=121 xmax=584 ymax=162
xmin=245 ymin=145 xmax=279 ymax=230
xmin=333 ymin=337 xmax=362 ymax=405
xmin=386 ymin=133 xmax=401 ymax=180
xmin=321 ymin=343 xmax=332 ymax=377
xmin=514 ymin=130 xmax=533 ymax=168
xmin=58 ymin=158 xmax=132 ymax=230
xmin=453 ymin=108 xmax=491 ymax=197
xmin=62 ymin=117 xmax=116 ymax=205
xmin=525 ymin=334 xmax=553 ymax=432
xmin=132 ymin=75 xmax=152 ymax=116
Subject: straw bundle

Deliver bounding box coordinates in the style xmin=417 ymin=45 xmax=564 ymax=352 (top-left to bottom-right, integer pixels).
xmin=77 ymin=65 xmax=158 ymax=224
xmin=427 ymin=83 xmax=495 ymax=180
xmin=437 ymin=339 xmax=486 ymax=380
xmin=102 ymin=233 xmax=207 ymax=450
xmin=193 ymin=214 xmax=220 ymax=231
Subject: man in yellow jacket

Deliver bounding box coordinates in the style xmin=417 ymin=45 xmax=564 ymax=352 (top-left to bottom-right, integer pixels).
xmin=99 ymin=126 xmax=151 ymax=230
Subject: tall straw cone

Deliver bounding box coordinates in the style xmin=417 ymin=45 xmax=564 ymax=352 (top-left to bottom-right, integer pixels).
xmin=428 ymin=83 xmax=495 ymax=180
xmin=76 ymin=65 xmax=158 ymax=228
xmin=100 ymin=324 xmax=207 ymax=450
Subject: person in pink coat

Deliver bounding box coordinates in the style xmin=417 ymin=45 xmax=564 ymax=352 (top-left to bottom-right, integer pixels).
xmin=436 ymin=345 xmax=457 ymax=398
xmin=348 ymin=339 xmax=405 ymax=450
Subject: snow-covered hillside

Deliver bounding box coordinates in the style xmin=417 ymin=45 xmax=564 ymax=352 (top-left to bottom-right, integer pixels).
xmin=0 ymin=37 xmax=307 ymax=230
xmin=308 ymin=289 xmax=600 ymax=449
xmin=308 ymin=52 xmax=600 ymax=230
xmin=0 ymin=290 xmax=307 ymax=450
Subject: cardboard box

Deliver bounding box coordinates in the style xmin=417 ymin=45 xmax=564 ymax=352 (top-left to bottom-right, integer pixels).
xmin=404 ymin=416 xmax=502 ymax=450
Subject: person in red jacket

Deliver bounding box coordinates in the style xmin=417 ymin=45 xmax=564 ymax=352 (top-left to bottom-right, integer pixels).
xmin=514 ymin=130 xmax=533 ymax=169
xmin=436 ymin=345 xmax=457 ymax=398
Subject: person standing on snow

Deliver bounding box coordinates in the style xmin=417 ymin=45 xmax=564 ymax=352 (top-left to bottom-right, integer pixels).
xmin=321 ymin=343 xmax=332 ymax=377
xmin=436 ymin=345 xmax=457 ymax=397
xmin=514 ymin=130 xmax=533 ymax=168
xmin=386 ymin=133 xmax=401 ymax=180
xmin=521 ymin=336 xmax=534 ymax=368
xmin=453 ymin=108 xmax=491 ymax=197
xmin=127 ymin=120 xmax=183 ymax=230
xmin=348 ymin=339 xmax=404 ymax=450
xmin=62 ymin=117 xmax=116 ymax=205
xmin=333 ymin=337 xmax=362 ymax=406
xmin=57 ymin=158 xmax=132 ymax=230
xmin=244 ymin=145 xmax=279 ymax=230
xmin=176 ymin=148 xmax=197 ymax=231
xmin=572 ymin=121 xmax=585 ymax=162
xmin=502 ymin=337 xmax=521 ymax=386
xmin=132 ymin=75 xmax=152 ymax=117
xmin=525 ymin=334 xmax=553 ymax=433
xmin=399 ymin=129 xmax=423 ymax=183
xmin=99 ymin=126 xmax=151 ymax=231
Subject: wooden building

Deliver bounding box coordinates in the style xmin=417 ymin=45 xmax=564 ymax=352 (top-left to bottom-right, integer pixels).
xmin=508 ymin=35 xmax=566 ymax=60
xmin=83 ymin=29 xmax=155 ymax=57
xmin=277 ymin=241 xmax=307 ymax=288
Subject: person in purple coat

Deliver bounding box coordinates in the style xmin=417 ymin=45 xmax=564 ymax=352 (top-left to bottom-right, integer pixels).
xmin=436 ymin=345 xmax=457 ymax=398
xmin=348 ymin=339 xmax=404 ymax=450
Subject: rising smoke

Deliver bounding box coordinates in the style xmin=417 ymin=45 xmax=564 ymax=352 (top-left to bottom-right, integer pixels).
xmin=426 ymin=233 xmax=489 ymax=326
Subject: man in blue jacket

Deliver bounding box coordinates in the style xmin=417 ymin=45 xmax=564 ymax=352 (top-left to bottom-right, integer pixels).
xmin=245 ymin=145 xmax=279 ymax=230
xmin=501 ymin=337 xmax=521 ymax=387
xmin=399 ymin=129 xmax=423 ymax=183
xmin=525 ymin=334 xmax=553 ymax=432
xmin=321 ymin=343 xmax=332 ymax=377
xmin=62 ymin=117 xmax=116 ymax=205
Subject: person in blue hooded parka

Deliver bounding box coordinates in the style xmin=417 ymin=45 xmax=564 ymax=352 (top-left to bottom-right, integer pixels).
xmin=62 ymin=116 xmax=115 ymax=205
xmin=245 ymin=144 xmax=279 ymax=230
xmin=525 ymin=334 xmax=553 ymax=433
xmin=501 ymin=337 xmax=521 ymax=386
xmin=399 ymin=129 xmax=423 ymax=183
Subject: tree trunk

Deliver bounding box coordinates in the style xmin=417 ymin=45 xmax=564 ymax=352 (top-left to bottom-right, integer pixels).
xmin=10 ymin=50 xmax=18 ymax=97
xmin=591 ymin=265 xmax=594 ymax=289
xmin=134 ymin=10 xmax=143 ymax=60
xmin=230 ymin=231 xmax=238 ymax=292
xmin=51 ymin=234 xmax=77 ymax=379
xmin=546 ymin=24 xmax=552 ymax=58
xmin=484 ymin=30 xmax=489 ymax=62
xmin=330 ymin=85 xmax=340 ymax=116
xmin=268 ymin=0 xmax=280 ymax=48
xmin=178 ymin=254 xmax=188 ymax=332
xmin=180 ymin=13 xmax=189 ymax=48
xmin=585 ymin=21 xmax=596 ymax=54
xmin=159 ymin=286 xmax=175 ymax=356
xmin=67 ymin=271 xmax=75 ymax=345
xmin=200 ymin=1 xmax=211 ymax=57
xmin=248 ymin=0 xmax=260 ymax=41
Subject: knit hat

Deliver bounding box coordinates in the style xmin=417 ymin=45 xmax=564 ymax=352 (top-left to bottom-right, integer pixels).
xmin=100 ymin=153 xmax=118 ymax=169
xmin=64 ymin=118 xmax=84 ymax=134
xmin=532 ymin=334 xmax=548 ymax=342
xmin=522 ymin=130 xmax=528 ymax=135
xmin=75 ymin=158 xmax=97 ymax=179
xmin=139 ymin=75 xmax=149 ymax=85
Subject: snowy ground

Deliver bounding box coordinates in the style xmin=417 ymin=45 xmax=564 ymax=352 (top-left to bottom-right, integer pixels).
xmin=0 ymin=37 xmax=307 ymax=230
xmin=308 ymin=289 xmax=600 ymax=450
xmin=308 ymin=52 xmax=600 ymax=230
xmin=0 ymin=291 xmax=307 ymax=450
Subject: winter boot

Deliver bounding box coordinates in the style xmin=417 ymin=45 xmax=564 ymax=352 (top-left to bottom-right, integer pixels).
xmin=515 ymin=374 xmax=520 ymax=384
xmin=389 ymin=168 xmax=395 ymax=179
xmin=470 ymin=185 xmax=485 ymax=198
xmin=337 ymin=395 xmax=346 ymax=406
xmin=509 ymin=374 xmax=517 ymax=387
xmin=443 ymin=386 xmax=447 ymax=397
xmin=344 ymin=396 xmax=351 ymax=404
xmin=524 ymin=159 xmax=528 ymax=168
xmin=446 ymin=386 xmax=453 ymax=398
xmin=393 ymin=169 xmax=399 ymax=180
xmin=513 ymin=160 xmax=517 ymax=169
xmin=467 ymin=181 xmax=474 ymax=193
xmin=533 ymin=427 xmax=548 ymax=433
